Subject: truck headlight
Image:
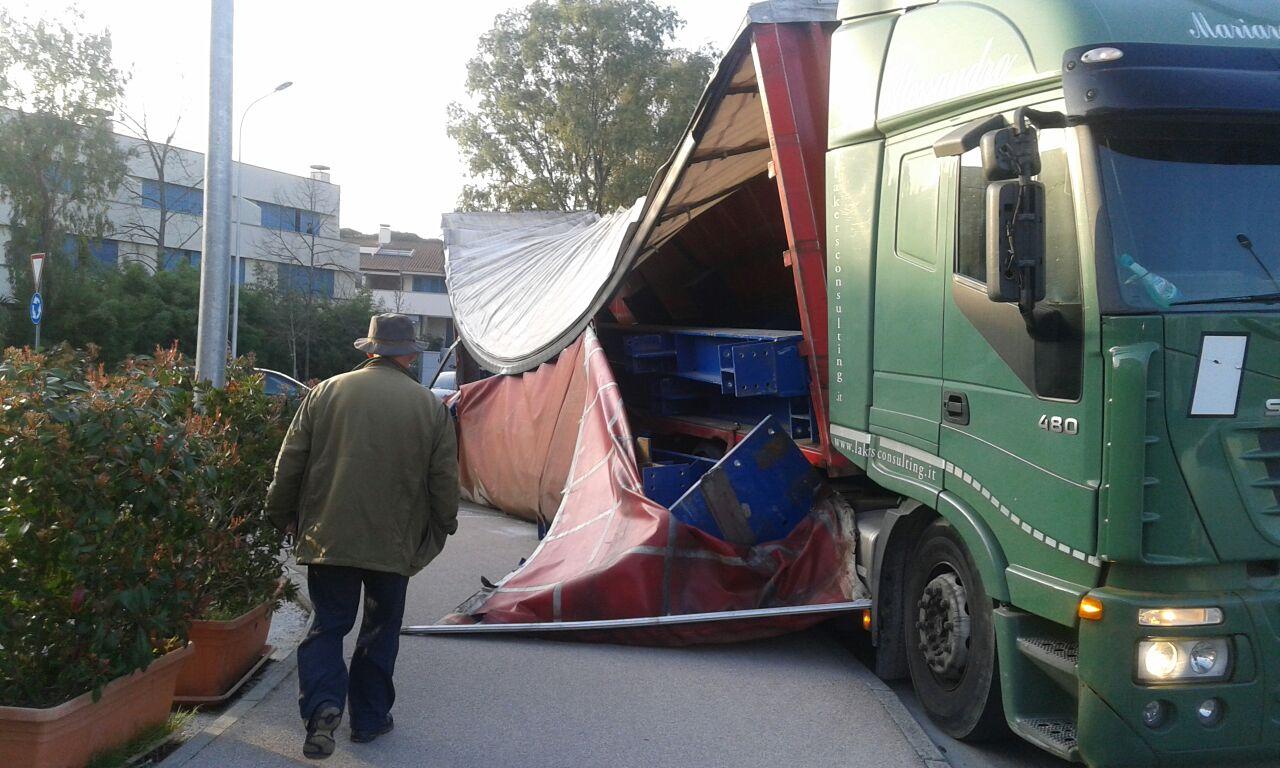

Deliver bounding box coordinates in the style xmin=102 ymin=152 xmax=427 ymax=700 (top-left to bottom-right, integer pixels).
xmin=1137 ymin=638 xmax=1231 ymax=682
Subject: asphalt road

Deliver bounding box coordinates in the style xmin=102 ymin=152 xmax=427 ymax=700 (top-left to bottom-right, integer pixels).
xmin=168 ymin=503 xmax=1069 ymax=768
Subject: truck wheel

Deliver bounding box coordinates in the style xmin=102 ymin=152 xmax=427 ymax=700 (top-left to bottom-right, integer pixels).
xmin=903 ymin=519 xmax=1005 ymax=741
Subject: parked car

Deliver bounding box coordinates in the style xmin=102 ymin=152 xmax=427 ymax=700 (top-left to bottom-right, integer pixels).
xmin=256 ymin=368 xmax=309 ymax=399
xmin=429 ymin=369 xmax=457 ymax=401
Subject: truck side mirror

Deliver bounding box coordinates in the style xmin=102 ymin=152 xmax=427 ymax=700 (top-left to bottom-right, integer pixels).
xmin=981 ymin=126 xmax=1042 ymax=181
xmin=985 ymin=179 xmax=1046 ymax=312
xmin=980 ymin=115 xmax=1046 ymax=316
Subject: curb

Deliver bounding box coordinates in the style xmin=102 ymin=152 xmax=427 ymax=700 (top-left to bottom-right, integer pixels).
xmin=159 ymin=644 xmax=299 ymax=767
xmin=846 ymin=661 xmax=952 ymax=768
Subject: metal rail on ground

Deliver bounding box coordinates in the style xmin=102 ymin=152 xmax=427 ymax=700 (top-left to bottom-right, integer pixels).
xmin=402 ymin=600 xmax=869 ymax=635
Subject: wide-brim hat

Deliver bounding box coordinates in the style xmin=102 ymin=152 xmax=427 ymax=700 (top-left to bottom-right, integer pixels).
xmin=354 ymin=313 xmax=430 ymax=356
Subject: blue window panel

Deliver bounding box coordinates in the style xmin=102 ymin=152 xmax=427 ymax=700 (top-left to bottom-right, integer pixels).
xmin=138 ymin=181 xmax=157 ymax=209
xmin=259 ymin=202 xmax=292 ymax=231
xmin=299 ymin=210 xmax=323 ymax=235
xmin=61 ymin=234 xmax=81 ymax=269
xmin=161 ymin=248 xmax=201 ymax=271
xmin=278 ymin=263 xmax=304 ymax=293
xmin=141 ymin=179 xmax=203 ymax=216
xmin=259 ymin=202 xmax=324 ymax=234
xmin=90 ymin=239 xmax=119 ymax=267
xmin=61 ymin=235 xmax=117 ymax=269
xmin=278 ymin=263 xmax=335 ymax=298
xmin=314 ymin=267 xmax=335 ymax=297
xmin=45 ymin=168 xmax=73 ymax=194
xmin=140 ymin=179 xmax=159 ymax=208
xmin=411 ymin=275 xmax=446 ymax=293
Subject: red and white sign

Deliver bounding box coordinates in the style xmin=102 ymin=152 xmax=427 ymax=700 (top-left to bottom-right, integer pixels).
xmin=30 ymin=252 xmax=45 ymax=291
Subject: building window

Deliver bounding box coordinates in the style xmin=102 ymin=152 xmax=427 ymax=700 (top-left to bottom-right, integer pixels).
xmin=259 ymin=202 xmax=292 ymax=230
xmin=64 ymin=236 xmax=120 ymax=268
xmin=45 ymin=168 xmax=73 ymax=194
xmin=259 ymin=202 xmax=324 ymax=234
xmin=141 ymin=179 xmax=203 ymax=216
xmin=90 ymin=239 xmax=119 ymax=267
xmin=161 ymin=248 xmax=201 ymax=271
xmin=411 ymin=275 xmax=446 ymax=293
xmin=299 ymin=210 xmax=323 ymax=235
xmin=278 ymin=263 xmax=335 ymax=298
xmin=365 ymin=273 xmax=400 ymax=291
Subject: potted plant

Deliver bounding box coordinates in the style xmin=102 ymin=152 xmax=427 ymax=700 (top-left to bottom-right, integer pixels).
xmin=0 ymin=347 xmax=210 ymax=767
xmin=173 ymin=359 xmax=298 ymax=701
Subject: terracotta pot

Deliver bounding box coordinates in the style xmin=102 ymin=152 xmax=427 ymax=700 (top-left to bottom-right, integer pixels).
xmin=0 ymin=643 xmax=193 ymax=768
xmin=174 ymin=601 xmax=273 ymax=699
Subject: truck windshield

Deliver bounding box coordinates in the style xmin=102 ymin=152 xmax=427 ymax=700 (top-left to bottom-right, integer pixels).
xmin=1099 ymin=130 xmax=1280 ymax=311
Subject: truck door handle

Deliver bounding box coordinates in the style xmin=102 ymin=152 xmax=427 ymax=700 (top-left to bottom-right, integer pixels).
xmin=943 ymin=391 xmax=970 ymax=426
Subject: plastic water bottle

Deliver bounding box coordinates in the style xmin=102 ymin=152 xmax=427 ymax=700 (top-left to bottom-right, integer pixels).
xmin=1118 ymin=253 xmax=1182 ymax=308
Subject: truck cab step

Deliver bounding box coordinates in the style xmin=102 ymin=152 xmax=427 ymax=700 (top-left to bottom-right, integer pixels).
xmin=1016 ymin=636 xmax=1079 ymax=692
xmin=1012 ymin=717 xmax=1081 ymax=763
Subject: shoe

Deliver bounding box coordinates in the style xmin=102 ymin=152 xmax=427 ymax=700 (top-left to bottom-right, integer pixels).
xmin=350 ymin=715 xmax=394 ymax=744
xmin=303 ymin=704 xmax=343 ymax=760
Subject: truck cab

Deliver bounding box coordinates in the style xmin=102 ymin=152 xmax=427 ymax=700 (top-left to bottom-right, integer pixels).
xmin=827 ymin=1 xmax=1280 ymax=764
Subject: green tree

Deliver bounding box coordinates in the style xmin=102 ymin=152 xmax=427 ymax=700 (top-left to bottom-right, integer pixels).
xmin=449 ymin=0 xmax=715 ymax=214
xmin=1 ymin=258 xmax=370 ymax=382
xmin=12 ymin=262 xmax=200 ymax=368
xmin=0 ymin=9 xmax=129 ymax=333
xmin=237 ymin=277 xmax=375 ymax=383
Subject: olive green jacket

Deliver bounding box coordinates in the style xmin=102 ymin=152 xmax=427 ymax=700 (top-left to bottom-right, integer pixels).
xmin=265 ymin=357 xmax=460 ymax=577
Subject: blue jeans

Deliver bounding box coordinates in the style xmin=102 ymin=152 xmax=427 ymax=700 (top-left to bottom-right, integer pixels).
xmin=297 ymin=564 xmax=409 ymax=731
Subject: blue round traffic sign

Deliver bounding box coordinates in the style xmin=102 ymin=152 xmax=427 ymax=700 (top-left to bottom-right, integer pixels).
xmin=29 ymin=292 xmax=42 ymax=325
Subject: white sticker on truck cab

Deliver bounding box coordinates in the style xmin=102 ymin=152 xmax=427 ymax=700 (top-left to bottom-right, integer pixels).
xmin=1189 ymin=335 xmax=1249 ymax=417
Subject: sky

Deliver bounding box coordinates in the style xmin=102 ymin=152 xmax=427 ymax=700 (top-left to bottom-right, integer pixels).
xmin=3 ymin=0 xmax=753 ymax=238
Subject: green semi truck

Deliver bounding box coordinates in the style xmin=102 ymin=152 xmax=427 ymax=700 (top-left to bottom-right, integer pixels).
xmin=447 ymin=0 xmax=1280 ymax=763
xmin=590 ymin=0 xmax=1280 ymax=764
xmin=822 ymin=0 xmax=1280 ymax=764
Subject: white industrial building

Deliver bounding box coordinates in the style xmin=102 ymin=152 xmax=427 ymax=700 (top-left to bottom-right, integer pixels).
xmin=0 ymin=128 xmax=360 ymax=300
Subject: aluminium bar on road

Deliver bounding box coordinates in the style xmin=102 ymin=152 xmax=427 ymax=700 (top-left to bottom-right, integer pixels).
xmin=401 ymin=599 xmax=869 ymax=635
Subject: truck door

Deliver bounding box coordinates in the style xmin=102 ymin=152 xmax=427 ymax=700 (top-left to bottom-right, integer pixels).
xmin=940 ymin=123 xmax=1103 ymax=579
xmin=870 ymin=140 xmax=947 ymax=458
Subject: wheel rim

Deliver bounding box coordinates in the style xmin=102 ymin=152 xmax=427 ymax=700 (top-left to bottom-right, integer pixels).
xmin=915 ymin=570 xmax=972 ymax=686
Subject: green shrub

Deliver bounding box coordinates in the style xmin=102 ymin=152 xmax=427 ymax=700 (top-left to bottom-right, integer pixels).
xmin=0 ymin=346 xmax=294 ymax=708
xmin=196 ymin=359 xmax=298 ymax=620
xmin=0 ymin=346 xmax=212 ymax=707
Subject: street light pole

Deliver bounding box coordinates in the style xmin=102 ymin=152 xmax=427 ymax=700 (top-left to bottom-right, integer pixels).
xmin=230 ymin=79 xmax=292 ymax=360
xmin=195 ymin=0 xmax=234 ymax=387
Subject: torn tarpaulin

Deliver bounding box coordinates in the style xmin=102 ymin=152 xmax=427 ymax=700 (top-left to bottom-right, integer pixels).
xmin=427 ymin=328 xmax=866 ymax=645
xmin=442 ymin=203 xmax=642 ymax=376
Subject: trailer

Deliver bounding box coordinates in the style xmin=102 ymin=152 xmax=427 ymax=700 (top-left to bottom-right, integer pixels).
xmin=440 ymin=2 xmax=1280 ymax=765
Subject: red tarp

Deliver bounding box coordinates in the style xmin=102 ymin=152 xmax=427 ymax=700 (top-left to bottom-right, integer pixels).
xmin=454 ymin=337 xmax=588 ymax=525
xmin=447 ymin=329 xmax=860 ymax=644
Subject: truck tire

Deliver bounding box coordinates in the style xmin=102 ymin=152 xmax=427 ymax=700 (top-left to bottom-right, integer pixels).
xmin=903 ymin=519 xmax=1005 ymax=741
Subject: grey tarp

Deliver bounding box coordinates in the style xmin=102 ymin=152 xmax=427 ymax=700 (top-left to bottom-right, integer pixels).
xmin=441 ymin=204 xmax=642 ymax=375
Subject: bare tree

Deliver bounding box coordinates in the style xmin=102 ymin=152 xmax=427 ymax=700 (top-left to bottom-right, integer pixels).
xmin=258 ymin=177 xmax=357 ymax=380
xmin=114 ymin=112 xmax=203 ymax=271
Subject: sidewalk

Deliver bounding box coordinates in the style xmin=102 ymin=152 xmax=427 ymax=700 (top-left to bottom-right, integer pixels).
xmin=160 ymin=503 xmax=947 ymax=768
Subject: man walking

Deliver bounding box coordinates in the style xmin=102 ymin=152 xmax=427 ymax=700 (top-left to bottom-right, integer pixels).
xmin=267 ymin=313 xmax=460 ymax=760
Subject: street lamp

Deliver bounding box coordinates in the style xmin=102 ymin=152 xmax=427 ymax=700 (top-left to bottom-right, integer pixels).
xmin=230 ymin=79 xmax=292 ymax=360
